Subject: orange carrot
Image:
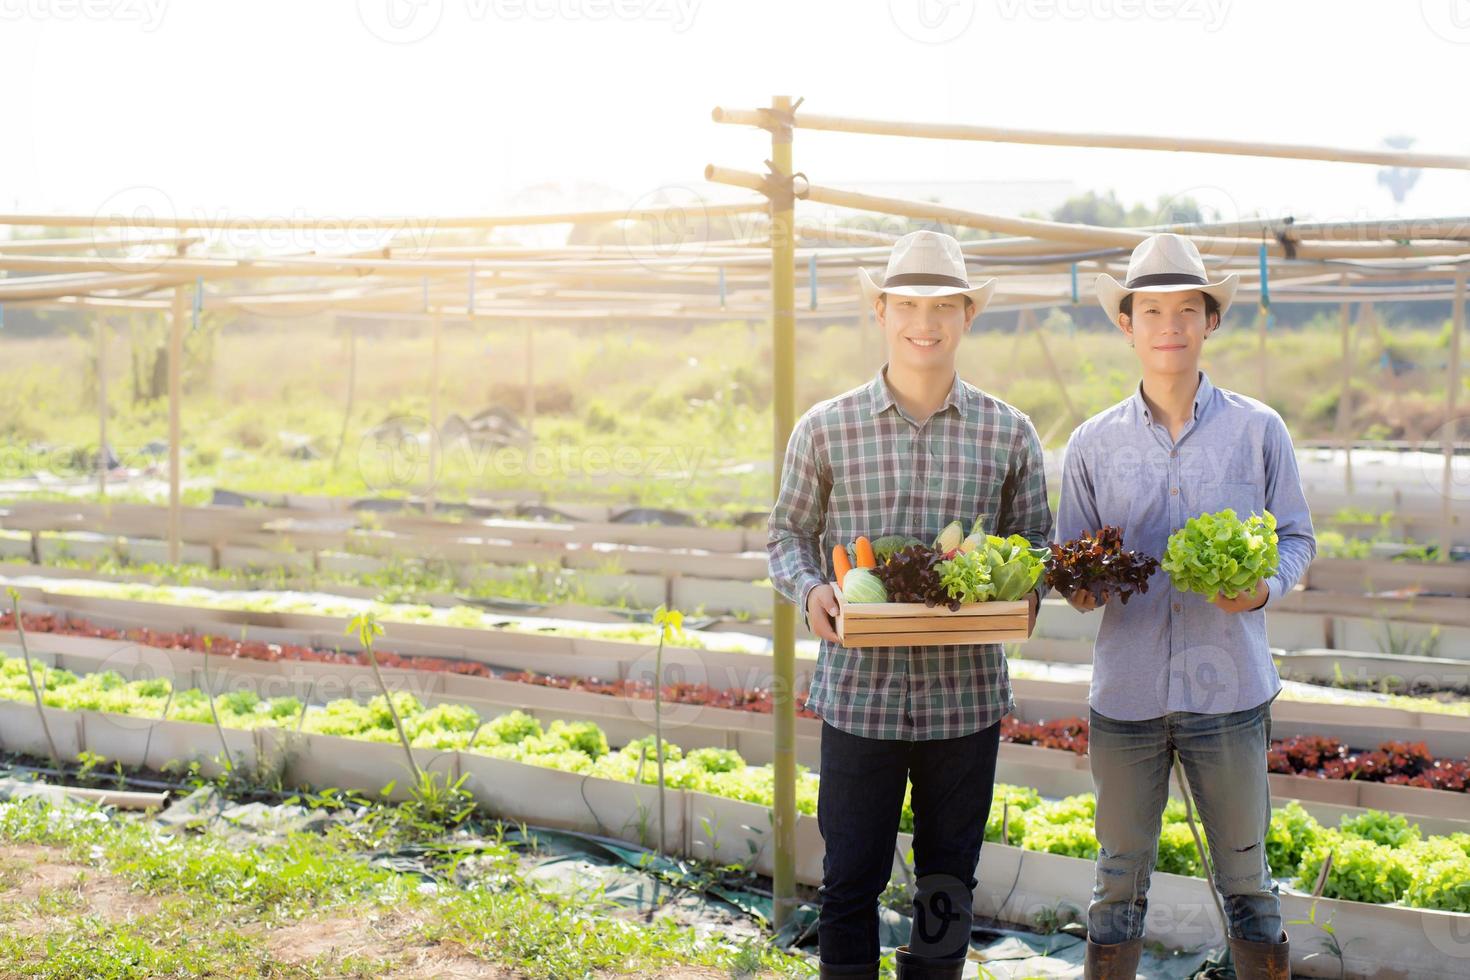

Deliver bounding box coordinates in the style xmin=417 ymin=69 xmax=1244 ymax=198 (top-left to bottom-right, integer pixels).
xmin=854 ymin=536 xmax=877 ymax=568
xmin=832 ymin=544 xmax=853 ymax=587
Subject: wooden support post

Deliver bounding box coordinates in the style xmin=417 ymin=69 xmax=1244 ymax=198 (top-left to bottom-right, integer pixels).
xmin=1442 ymin=274 xmax=1465 ymax=563
xmin=1333 ymin=276 xmax=1356 ymax=498
xmin=331 ymin=318 xmax=357 ymax=472
xmin=167 ymin=285 xmax=186 ymax=564
xmin=96 ymin=315 xmax=108 ymax=501
xmin=768 ymin=93 xmax=798 ymax=933
xmin=428 ymin=310 xmax=442 ymax=516
xmin=1026 ymin=308 xmax=1078 ymax=436
xmin=1256 ymin=305 xmax=1268 ymax=401
xmin=524 ymin=321 xmax=536 ymax=443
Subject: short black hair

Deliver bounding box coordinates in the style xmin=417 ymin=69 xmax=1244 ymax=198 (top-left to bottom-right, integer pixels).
xmin=877 ymin=294 xmax=975 ymax=311
xmin=1120 ymin=291 xmax=1221 ymax=322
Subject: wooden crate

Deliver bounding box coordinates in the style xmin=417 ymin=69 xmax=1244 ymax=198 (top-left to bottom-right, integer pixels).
xmin=833 ymin=582 xmax=1032 ymax=648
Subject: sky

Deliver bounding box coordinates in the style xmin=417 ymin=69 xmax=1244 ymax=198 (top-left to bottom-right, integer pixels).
xmin=4 ymin=0 xmax=1469 ymax=240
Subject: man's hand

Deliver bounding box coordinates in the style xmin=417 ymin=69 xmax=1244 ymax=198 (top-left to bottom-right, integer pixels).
xmin=1066 ymin=587 xmax=1109 ymax=613
xmin=1210 ymin=580 xmax=1269 ymax=614
xmin=806 ymin=583 xmax=842 ymax=642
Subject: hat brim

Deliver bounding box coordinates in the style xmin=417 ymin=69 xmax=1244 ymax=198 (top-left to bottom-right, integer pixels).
xmin=1094 ymin=273 xmax=1238 ymax=325
xmin=859 ymin=268 xmax=997 ymax=314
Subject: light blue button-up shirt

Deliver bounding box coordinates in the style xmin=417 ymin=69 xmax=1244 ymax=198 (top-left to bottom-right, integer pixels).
xmin=1055 ymin=372 xmax=1316 ymax=720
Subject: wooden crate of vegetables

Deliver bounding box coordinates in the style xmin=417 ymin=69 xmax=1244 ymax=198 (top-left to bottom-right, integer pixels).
xmin=831 ymin=518 xmax=1046 ymax=648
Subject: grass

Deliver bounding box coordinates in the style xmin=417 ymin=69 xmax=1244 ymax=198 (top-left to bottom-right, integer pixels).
xmin=3 ymin=313 xmax=1466 ymax=515
xmin=0 ymin=792 xmax=815 ymax=979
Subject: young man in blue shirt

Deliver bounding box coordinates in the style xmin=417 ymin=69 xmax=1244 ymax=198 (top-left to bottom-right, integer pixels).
xmin=1056 ymin=234 xmax=1315 ymax=980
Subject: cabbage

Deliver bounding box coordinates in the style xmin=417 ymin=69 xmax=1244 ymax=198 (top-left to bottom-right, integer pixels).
xmin=841 ymin=568 xmax=888 ymax=603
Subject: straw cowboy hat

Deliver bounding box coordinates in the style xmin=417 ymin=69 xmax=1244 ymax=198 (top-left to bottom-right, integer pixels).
xmin=1095 ymin=233 xmax=1238 ymax=324
xmin=859 ymin=230 xmax=997 ymax=312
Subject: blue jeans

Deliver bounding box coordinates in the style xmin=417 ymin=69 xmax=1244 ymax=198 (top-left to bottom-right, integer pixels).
xmin=816 ymin=719 xmax=1001 ymax=966
xmin=1087 ymin=701 xmax=1281 ymax=945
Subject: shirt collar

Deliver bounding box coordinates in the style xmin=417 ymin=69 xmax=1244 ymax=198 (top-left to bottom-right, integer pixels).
xmin=868 ymin=365 xmax=969 ymax=420
xmin=1132 ymin=371 xmax=1216 ymax=426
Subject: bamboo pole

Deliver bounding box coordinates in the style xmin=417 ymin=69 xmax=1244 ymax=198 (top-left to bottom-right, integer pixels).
xmin=767 ymin=94 xmax=799 ymax=933
xmin=1443 ymin=274 xmax=1465 ymax=563
xmin=710 ymin=107 xmax=1470 ymax=171
xmin=705 ymin=166 xmax=1470 ymax=262
xmin=0 ymin=199 xmax=770 ymax=232
xmin=0 ymin=233 xmax=205 ymax=253
xmin=167 ymin=284 xmax=186 ymax=564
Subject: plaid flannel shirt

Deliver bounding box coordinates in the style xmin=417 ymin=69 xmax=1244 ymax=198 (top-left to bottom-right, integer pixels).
xmin=768 ymin=366 xmax=1053 ymax=741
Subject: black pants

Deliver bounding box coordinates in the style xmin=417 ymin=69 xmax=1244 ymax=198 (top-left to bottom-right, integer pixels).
xmin=816 ymin=719 xmax=1002 ymax=966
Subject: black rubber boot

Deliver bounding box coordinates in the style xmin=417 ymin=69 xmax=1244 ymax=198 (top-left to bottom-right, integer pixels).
xmin=818 ymin=960 xmax=879 ymax=979
xmin=894 ymin=944 xmax=965 ymax=980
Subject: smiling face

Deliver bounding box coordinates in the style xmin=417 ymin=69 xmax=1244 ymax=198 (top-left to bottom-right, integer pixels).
xmin=875 ymin=292 xmax=976 ymax=372
xmin=1117 ymin=289 xmax=1220 ymax=377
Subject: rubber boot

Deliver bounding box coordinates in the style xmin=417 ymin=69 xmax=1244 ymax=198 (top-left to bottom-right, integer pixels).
xmin=1084 ymin=937 xmax=1144 ymax=979
xmin=1230 ymin=931 xmax=1291 ymax=979
xmin=818 ymin=960 xmax=878 ymax=980
xmin=894 ymin=944 xmax=965 ymax=980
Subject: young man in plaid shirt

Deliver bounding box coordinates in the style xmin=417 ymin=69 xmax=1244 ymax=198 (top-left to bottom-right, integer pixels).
xmin=768 ymin=230 xmax=1052 ymax=980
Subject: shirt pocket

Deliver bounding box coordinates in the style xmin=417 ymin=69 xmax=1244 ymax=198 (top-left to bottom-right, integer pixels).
xmin=928 ymin=440 xmax=1001 ymax=532
xmin=1193 ymin=481 xmax=1265 ymax=520
xmin=827 ymin=436 xmax=899 ymax=534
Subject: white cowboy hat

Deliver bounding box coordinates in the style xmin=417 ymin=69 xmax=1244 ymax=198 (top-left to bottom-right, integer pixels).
xmin=1095 ymin=233 xmax=1238 ymax=324
xmin=858 ymin=230 xmax=997 ymax=311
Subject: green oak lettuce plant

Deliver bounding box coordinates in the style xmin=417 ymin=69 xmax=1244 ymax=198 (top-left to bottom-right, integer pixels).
xmin=1162 ymin=508 xmax=1279 ymax=600
xmin=7 ymin=650 xmax=1470 ymax=912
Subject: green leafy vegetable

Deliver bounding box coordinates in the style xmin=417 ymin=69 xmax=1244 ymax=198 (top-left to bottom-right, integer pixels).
xmin=840 ymin=568 xmax=888 ymax=603
xmin=1161 ymin=508 xmax=1279 ymax=599
xmin=934 ymin=550 xmax=994 ymax=604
